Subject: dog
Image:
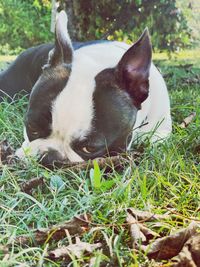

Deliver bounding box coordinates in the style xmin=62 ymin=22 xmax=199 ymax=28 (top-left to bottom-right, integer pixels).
xmin=0 ymin=11 xmax=172 ymax=166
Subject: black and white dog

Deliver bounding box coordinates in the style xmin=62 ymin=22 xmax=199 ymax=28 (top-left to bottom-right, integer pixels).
xmin=0 ymin=11 xmax=172 ymax=165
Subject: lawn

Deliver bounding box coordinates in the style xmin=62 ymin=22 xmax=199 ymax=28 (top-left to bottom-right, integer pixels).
xmin=0 ymin=49 xmax=199 ymax=266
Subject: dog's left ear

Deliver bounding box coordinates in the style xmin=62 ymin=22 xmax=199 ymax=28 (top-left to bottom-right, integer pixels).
xmin=48 ymin=11 xmax=73 ymax=66
xmin=116 ymin=29 xmax=152 ymax=109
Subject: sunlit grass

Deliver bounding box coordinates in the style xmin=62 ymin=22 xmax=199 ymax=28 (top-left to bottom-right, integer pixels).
xmin=153 ymin=47 xmax=200 ymax=66
xmin=0 ymin=55 xmax=16 ymax=61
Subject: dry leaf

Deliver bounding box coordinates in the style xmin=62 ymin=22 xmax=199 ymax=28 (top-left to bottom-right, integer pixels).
xmin=15 ymin=214 xmax=91 ymax=246
xmin=146 ymin=221 xmax=199 ymax=260
xmin=172 ymin=233 xmax=200 ymax=267
xmin=139 ymin=223 xmax=160 ymax=240
xmin=20 ymin=177 xmax=45 ymax=195
xmin=126 ymin=212 xmax=146 ymax=247
xmin=127 ymin=208 xmax=170 ymax=221
xmin=48 ymin=237 xmax=102 ymax=259
xmin=126 ymin=210 xmax=160 ymax=248
xmin=179 ymin=112 xmax=196 ymax=128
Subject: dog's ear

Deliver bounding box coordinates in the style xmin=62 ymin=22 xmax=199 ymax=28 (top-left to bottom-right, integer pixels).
xmin=48 ymin=11 xmax=73 ymax=66
xmin=116 ymin=29 xmax=152 ymax=109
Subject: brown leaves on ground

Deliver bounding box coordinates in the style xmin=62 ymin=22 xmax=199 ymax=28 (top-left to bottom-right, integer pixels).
xmin=3 ymin=204 xmax=200 ymax=266
xmin=15 ymin=214 xmax=91 ymax=246
xmin=126 ymin=210 xmax=159 ymax=248
xmin=3 ymin=214 xmax=100 ymax=265
xmin=48 ymin=237 xmax=102 ymax=260
xmin=1 ymin=140 xmax=200 ymax=265
xmin=145 ymin=221 xmax=198 ymax=260
xmin=126 ymin=208 xmax=200 ymax=266
xmin=172 ymin=233 xmax=200 ymax=267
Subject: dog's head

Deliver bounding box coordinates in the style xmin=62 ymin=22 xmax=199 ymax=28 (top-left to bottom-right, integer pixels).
xmin=24 ymin=11 xmax=152 ymax=165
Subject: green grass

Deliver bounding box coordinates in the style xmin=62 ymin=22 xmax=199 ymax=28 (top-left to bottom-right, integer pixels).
xmin=0 ymin=49 xmax=200 ymax=266
xmin=0 ymin=55 xmax=16 ymax=71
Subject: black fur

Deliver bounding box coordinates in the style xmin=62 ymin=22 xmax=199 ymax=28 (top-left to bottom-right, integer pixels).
xmin=72 ymin=68 xmax=137 ymax=160
xmin=0 ymin=40 xmax=110 ymax=100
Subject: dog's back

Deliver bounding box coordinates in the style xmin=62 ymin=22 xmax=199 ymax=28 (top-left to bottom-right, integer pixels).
xmin=0 ymin=40 xmax=111 ymax=100
xmin=0 ymin=43 xmax=54 ymax=99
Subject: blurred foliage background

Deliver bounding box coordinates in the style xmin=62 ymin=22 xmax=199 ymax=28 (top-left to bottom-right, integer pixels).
xmin=0 ymin=0 xmax=199 ymax=55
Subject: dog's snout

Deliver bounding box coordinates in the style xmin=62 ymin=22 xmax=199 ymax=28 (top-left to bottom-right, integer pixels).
xmin=39 ymin=149 xmax=68 ymax=168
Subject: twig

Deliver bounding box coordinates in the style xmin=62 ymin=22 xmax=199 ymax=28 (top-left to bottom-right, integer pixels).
xmin=60 ymin=151 xmax=142 ymax=171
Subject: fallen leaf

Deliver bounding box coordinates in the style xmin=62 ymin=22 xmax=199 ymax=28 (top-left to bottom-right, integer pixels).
xmin=20 ymin=177 xmax=45 ymax=195
xmin=126 ymin=211 xmax=146 ymax=248
xmin=15 ymin=214 xmax=91 ymax=246
xmin=179 ymin=112 xmax=196 ymax=128
xmin=172 ymin=233 xmax=200 ymax=267
xmin=146 ymin=221 xmax=199 ymax=260
xmin=139 ymin=223 xmax=160 ymax=240
xmin=48 ymin=237 xmax=102 ymax=259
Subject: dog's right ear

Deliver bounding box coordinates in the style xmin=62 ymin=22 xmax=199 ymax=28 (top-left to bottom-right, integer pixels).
xmin=48 ymin=11 xmax=73 ymax=66
xmin=116 ymin=29 xmax=152 ymax=109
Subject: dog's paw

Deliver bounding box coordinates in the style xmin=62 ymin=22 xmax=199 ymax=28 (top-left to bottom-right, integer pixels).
xmin=15 ymin=139 xmax=41 ymax=159
xmin=15 ymin=147 xmax=26 ymax=159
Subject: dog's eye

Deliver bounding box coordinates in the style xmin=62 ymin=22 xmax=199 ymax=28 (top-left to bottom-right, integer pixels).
xmin=27 ymin=124 xmax=39 ymax=136
xmin=29 ymin=129 xmax=38 ymax=135
xmin=82 ymin=146 xmax=96 ymax=154
xmin=32 ymin=131 xmax=39 ymax=136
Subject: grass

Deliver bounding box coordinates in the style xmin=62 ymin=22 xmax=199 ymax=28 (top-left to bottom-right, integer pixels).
xmin=0 ymin=56 xmax=16 ymax=71
xmin=0 ymin=49 xmax=200 ymax=266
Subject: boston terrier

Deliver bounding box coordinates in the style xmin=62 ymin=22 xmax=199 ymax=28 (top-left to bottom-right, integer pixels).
xmin=0 ymin=11 xmax=172 ymax=166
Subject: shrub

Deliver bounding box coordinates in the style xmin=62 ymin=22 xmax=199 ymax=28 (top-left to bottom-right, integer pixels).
xmin=0 ymin=0 xmax=53 ymax=54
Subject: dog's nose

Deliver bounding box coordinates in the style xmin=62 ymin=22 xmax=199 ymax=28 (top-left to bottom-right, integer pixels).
xmin=39 ymin=149 xmax=68 ymax=168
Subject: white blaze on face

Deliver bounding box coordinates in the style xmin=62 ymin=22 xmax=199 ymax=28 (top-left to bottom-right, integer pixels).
xmin=51 ymin=43 xmax=129 ymax=161
xmin=16 ymin=42 xmax=129 ymax=162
